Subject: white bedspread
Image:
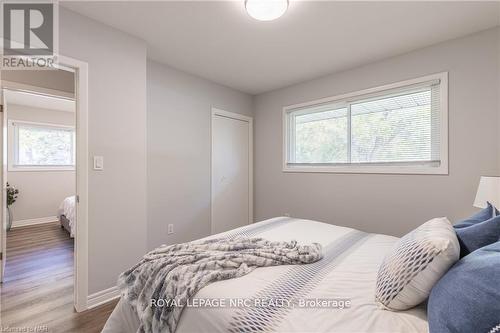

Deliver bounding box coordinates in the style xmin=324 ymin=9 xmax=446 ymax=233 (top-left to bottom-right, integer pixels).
xmin=103 ymin=217 xmax=428 ymax=333
xmin=57 ymin=195 xmax=76 ymax=237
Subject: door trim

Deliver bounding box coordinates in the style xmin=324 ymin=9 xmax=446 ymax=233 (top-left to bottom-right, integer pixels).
xmin=210 ymin=107 xmax=253 ymax=234
xmin=1 ymin=88 xmax=6 ymax=282
xmin=60 ymin=55 xmax=89 ymax=313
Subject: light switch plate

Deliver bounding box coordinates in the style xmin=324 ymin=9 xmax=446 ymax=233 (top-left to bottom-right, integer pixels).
xmin=93 ymin=156 xmax=104 ymax=170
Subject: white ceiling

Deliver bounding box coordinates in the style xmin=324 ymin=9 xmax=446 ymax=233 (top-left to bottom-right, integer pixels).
xmin=4 ymin=90 xmax=75 ymax=113
xmin=62 ymin=1 xmax=500 ymax=95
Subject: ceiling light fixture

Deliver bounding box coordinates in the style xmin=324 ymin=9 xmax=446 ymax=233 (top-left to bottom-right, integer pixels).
xmin=245 ymin=0 xmax=289 ymax=21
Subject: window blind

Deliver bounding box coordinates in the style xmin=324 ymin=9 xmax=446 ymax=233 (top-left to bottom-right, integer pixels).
xmin=14 ymin=122 xmax=75 ymax=167
xmin=286 ymin=79 xmax=443 ymax=169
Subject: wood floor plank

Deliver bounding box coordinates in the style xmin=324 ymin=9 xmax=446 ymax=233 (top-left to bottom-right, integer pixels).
xmin=0 ymin=221 xmax=118 ymax=332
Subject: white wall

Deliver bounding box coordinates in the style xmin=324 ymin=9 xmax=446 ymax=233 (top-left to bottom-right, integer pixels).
xmin=7 ymin=104 xmax=75 ymax=222
xmin=2 ymin=70 xmax=74 ymax=94
xmin=254 ymin=28 xmax=500 ymax=237
xmin=147 ymin=60 xmax=253 ymax=250
xmin=60 ymin=8 xmax=148 ymax=294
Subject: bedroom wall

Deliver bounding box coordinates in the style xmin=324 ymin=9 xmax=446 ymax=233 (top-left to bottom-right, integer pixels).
xmin=7 ymin=104 xmax=75 ymax=223
xmin=59 ymin=8 xmax=148 ymax=294
xmin=147 ymin=60 xmax=253 ymax=250
xmin=498 ymin=29 xmax=500 ymax=170
xmin=254 ymin=27 xmax=500 ymax=237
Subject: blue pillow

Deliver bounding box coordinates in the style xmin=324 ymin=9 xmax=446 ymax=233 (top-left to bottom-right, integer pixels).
xmin=453 ymin=202 xmax=497 ymax=229
xmin=455 ymin=214 xmax=500 ymax=257
xmin=428 ymin=241 xmax=500 ymax=333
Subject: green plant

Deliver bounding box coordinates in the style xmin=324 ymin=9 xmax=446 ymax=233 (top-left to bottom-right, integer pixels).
xmin=7 ymin=182 xmax=19 ymax=207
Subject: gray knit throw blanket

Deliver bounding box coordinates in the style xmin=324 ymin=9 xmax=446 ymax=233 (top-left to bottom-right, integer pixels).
xmin=118 ymin=237 xmax=322 ymax=333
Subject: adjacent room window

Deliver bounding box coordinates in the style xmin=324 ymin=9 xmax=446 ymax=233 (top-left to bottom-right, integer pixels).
xmin=284 ymin=73 xmax=448 ymax=174
xmin=9 ymin=121 xmax=75 ymax=171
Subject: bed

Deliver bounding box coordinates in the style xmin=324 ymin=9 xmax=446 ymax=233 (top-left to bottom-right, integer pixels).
xmin=58 ymin=195 xmax=76 ymax=238
xmin=103 ymin=217 xmax=428 ymax=333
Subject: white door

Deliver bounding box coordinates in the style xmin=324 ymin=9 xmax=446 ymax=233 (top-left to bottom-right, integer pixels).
xmin=211 ymin=109 xmax=252 ymax=234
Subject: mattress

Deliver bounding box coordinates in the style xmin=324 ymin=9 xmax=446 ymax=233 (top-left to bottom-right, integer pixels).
xmin=103 ymin=217 xmax=428 ymax=333
xmin=60 ymin=214 xmax=71 ymax=234
xmin=57 ymin=196 xmax=76 ymax=238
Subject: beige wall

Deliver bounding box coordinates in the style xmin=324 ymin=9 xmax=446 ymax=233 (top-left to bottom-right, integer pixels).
xmin=60 ymin=8 xmax=148 ymax=294
xmin=147 ymin=60 xmax=253 ymax=250
xmin=1 ymin=70 xmax=75 ymax=94
xmin=254 ymin=28 xmax=500 ymax=237
xmin=7 ymin=104 xmax=75 ymax=222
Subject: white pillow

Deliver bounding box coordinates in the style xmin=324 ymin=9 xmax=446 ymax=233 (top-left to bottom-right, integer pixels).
xmin=375 ymin=217 xmax=460 ymax=311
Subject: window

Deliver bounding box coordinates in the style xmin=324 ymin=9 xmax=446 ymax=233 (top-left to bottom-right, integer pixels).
xmin=284 ymin=73 xmax=448 ymax=174
xmin=9 ymin=120 xmax=75 ymax=171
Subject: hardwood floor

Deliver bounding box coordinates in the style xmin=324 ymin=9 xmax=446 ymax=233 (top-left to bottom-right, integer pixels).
xmin=0 ymin=222 xmax=117 ymax=332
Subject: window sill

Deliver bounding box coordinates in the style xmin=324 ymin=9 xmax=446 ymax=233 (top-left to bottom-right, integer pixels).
xmin=8 ymin=166 xmax=76 ymax=172
xmin=283 ymin=163 xmax=448 ymax=175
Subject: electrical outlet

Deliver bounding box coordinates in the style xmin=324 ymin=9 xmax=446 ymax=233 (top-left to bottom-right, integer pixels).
xmin=167 ymin=224 xmax=174 ymax=234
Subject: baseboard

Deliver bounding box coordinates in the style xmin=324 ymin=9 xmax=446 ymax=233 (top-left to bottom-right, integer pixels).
xmin=11 ymin=216 xmax=58 ymax=228
xmin=87 ymin=286 xmax=120 ymax=309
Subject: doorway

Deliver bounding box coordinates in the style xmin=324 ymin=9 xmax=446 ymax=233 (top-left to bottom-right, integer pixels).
xmin=0 ymin=73 xmax=77 ymax=327
xmin=211 ymin=108 xmax=253 ymax=234
xmin=0 ymin=56 xmax=89 ymax=315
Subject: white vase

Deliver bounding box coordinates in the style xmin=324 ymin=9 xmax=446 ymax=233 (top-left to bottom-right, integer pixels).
xmin=7 ymin=206 xmax=12 ymax=231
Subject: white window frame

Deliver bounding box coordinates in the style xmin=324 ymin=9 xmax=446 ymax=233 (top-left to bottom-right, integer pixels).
xmin=283 ymin=72 xmax=448 ymax=175
xmin=8 ymin=119 xmax=76 ymax=172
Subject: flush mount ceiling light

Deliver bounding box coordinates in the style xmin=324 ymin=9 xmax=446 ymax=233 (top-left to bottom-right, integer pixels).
xmin=245 ymin=0 xmax=289 ymax=21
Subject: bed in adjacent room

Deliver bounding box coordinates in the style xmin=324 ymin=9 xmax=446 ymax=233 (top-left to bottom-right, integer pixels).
xmin=103 ymin=217 xmax=429 ymax=333
xmin=58 ymin=195 xmax=76 ymax=238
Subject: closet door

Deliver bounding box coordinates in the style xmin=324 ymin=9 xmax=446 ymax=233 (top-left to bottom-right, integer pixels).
xmin=211 ymin=109 xmax=252 ymax=234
